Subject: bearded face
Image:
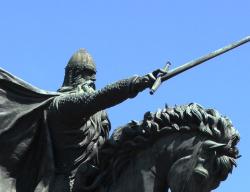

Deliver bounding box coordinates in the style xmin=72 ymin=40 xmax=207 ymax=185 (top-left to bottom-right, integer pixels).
xmin=73 ymin=68 xmax=96 ymax=91
xmin=77 ymin=80 xmax=96 ymax=94
xmin=58 ymin=68 xmax=96 ymax=93
xmin=60 ymin=48 xmax=97 ymax=92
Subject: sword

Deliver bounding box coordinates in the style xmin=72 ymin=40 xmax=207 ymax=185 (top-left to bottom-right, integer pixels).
xmin=150 ymin=61 xmax=171 ymax=95
xmin=150 ymin=36 xmax=250 ymax=94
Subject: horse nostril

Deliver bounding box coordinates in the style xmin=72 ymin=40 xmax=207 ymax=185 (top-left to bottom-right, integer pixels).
xmin=193 ymin=163 xmax=209 ymax=180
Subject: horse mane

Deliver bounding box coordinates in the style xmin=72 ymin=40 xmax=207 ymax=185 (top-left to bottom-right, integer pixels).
xmin=94 ymin=103 xmax=240 ymax=189
xmin=109 ymin=103 xmax=238 ymax=145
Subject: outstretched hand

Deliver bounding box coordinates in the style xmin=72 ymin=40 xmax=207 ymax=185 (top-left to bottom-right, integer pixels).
xmin=147 ymin=68 xmax=168 ymax=84
xmin=132 ymin=65 xmax=169 ymax=94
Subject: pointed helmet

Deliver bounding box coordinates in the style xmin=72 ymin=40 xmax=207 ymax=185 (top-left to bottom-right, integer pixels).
xmin=61 ymin=49 xmax=97 ymax=89
xmin=67 ymin=48 xmax=96 ymax=72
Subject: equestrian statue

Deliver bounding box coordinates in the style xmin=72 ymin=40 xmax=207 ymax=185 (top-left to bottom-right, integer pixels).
xmin=0 ymin=36 xmax=249 ymax=192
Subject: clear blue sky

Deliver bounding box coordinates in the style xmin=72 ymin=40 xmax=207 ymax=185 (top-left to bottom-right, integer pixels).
xmin=0 ymin=1 xmax=249 ymax=191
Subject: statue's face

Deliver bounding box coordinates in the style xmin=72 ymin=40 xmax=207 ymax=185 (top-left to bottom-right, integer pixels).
xmin=77 ymin=80 xmax=96 ymax=94
xmin=81 ymin=69 xmax=96 ymax=82
xmin=73 ymin=69 xmax=96 ymax=94
xmin=73 ymin=68 xmax=96 ymax=90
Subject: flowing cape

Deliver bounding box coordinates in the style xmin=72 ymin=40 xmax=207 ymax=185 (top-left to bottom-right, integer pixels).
xmin=0 ymin=68 xmax=59 ymax=192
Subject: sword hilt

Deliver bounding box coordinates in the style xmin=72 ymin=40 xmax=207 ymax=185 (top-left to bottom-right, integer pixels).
xmin=150 ymin=62 xmax=171 ymax=95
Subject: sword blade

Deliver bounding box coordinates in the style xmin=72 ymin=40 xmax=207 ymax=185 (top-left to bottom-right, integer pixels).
xmin=161 ymin=36 xmax=250 ymax=82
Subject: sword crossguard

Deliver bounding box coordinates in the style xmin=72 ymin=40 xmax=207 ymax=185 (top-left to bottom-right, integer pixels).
xmin=149 ymin=61 xmax=171 ymax=95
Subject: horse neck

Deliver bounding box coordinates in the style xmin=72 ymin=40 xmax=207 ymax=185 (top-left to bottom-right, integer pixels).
xmin=107 ymin=132 xmax=200 ymax=192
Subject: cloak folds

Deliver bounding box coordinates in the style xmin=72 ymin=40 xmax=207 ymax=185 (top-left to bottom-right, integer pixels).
xmin=0 ymin=68 xmax=59 ymax=192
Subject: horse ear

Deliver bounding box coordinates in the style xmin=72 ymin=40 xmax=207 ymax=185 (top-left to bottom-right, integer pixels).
xmin=203 ymin=140 xmax=226 ymax=151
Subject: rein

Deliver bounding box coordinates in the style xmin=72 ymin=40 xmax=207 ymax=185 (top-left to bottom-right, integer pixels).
xmin=180 ymin=137 xmax=205 ymax=192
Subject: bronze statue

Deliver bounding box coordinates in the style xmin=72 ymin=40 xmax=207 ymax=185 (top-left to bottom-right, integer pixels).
xmin=1 ymin=36 xmax=248 ymax=191
xmin=47 ymin=49 xmax=168 ymax=191
xmin=87 ymin=103 xmax=240 ymax=192
xmin=0 ymin=49 xmax=167 ymax=192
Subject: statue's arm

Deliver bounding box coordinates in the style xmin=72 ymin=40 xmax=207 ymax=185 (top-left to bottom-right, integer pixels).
xmin=50 ymin=76 xmax=149 ymax=120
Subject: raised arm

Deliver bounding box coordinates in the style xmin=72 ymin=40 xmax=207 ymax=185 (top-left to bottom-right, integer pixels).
xmin=49 ymin=68 xmax=167 ymax=121
xmin=50 ymin=76 xmax=148 ymax=120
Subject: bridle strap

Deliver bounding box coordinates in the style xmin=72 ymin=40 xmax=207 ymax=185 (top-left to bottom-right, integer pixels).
xmin=180 ymin=138 xmax=205 ymax=192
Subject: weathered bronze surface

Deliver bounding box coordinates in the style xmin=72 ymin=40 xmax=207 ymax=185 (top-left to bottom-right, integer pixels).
xmin=0 ymin=48 xmax=240 ymax=192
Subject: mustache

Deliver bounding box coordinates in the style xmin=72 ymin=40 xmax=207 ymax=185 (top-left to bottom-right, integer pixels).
xmin=81 ymin=81 xmax=96 ymax=91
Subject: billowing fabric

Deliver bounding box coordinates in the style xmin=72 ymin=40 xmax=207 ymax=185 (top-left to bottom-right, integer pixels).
xmin=0 ymin=67 xmax=143 ymax=192
xmin=0 ymin=68 xmax=59 ymax=192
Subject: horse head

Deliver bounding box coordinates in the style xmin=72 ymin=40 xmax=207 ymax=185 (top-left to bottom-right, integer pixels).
xmin=166 ymin=105 xmax=240 ymax=192
xmin=167 ymin=138 xmax=239 ymax=192
xmin=78 ymin=103 xmax=240 ymax=192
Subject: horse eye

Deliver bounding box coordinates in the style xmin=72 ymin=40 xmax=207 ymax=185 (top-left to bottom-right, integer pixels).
xmin=211 ymin=159 xmax=221 ymax=176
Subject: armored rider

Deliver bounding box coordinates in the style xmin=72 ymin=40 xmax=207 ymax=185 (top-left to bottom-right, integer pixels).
xmin=47 ymin=49 xmax=165 ymax=191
